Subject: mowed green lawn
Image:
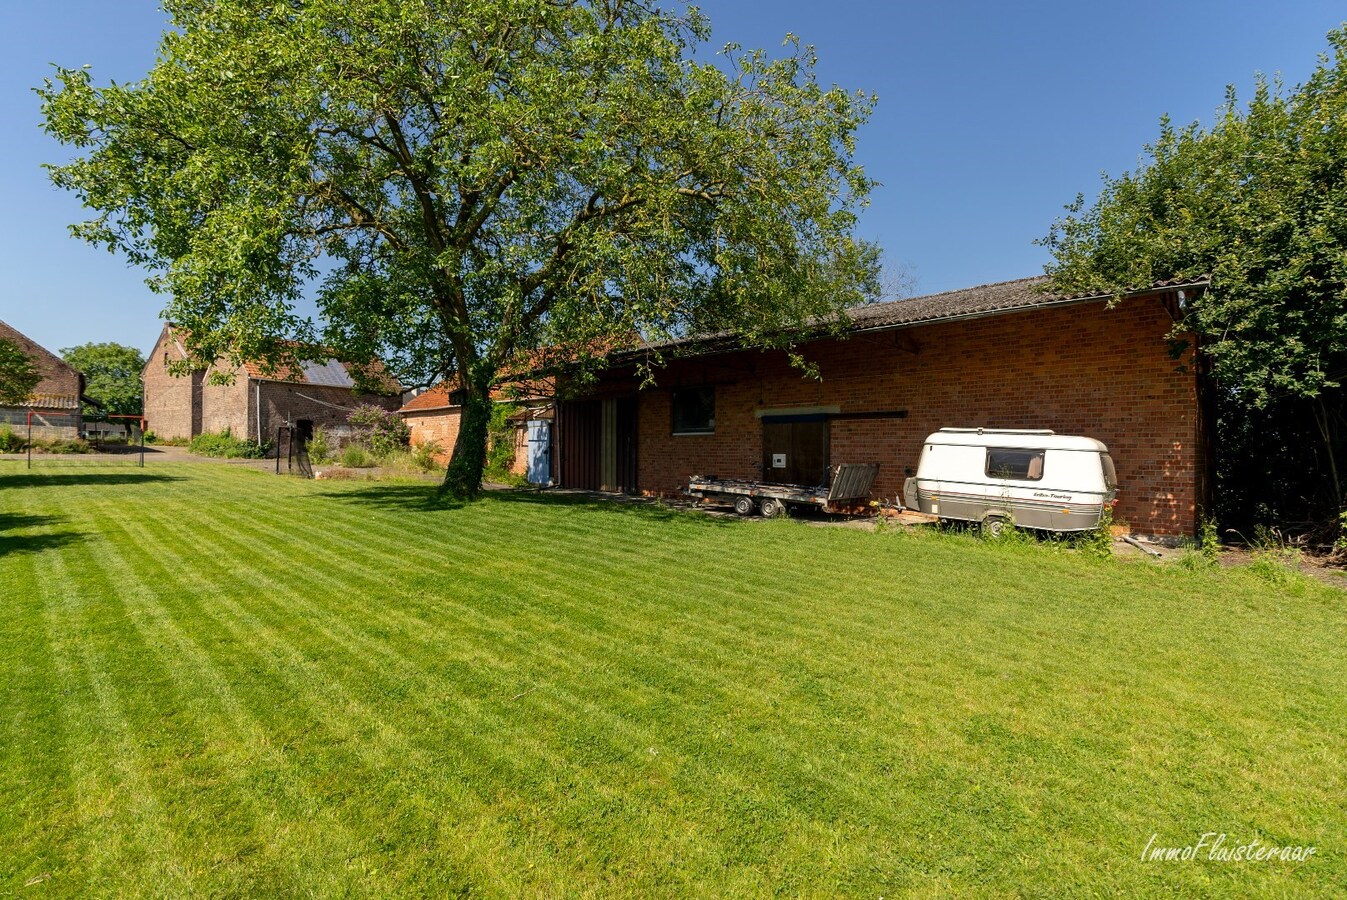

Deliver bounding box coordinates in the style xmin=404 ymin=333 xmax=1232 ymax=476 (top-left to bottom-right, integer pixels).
xmin=1 ymin=462 xmax=1343 ymax=897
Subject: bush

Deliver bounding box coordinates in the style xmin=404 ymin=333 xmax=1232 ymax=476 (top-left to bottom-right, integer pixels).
xmin=340 ymin=444 xmax=374 ymax=468
xmin=307 ymin=426 xmax=334 ymax=464
xmin=189 ymin=428 xmax=268 ymax=459
xmin=1075 ymin=504 xmax=1114 ymax=560
xmin=347 ymin=405 xmax=409 ymax=456
xmin=37 ymin=437 xmax=93 ymax=454
xmin=6 ymin=433 xmax=95 ymax=454
xmin=410 ymin=439 xmax=443 ymax=472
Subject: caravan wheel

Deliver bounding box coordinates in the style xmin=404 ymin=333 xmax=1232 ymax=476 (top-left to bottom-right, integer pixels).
xmin=733 ymin=496 xmax=756 ymax=516
xmin=981 ymin=514 xmax=1010 ymax=538
xmin=758 ymin=498 xmax=785 ymax=518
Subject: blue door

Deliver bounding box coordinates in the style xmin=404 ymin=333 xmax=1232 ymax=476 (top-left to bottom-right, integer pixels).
xmin=526 ymin=419 xmax=551 ymax=484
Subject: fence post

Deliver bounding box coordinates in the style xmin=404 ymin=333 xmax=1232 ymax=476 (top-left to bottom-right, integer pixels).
xmin=27 ymin=411 xmax=31 ymax=470
xmin=276 ymin=426 xmax=283 ymax=475
xmin=140 ymin=424 xmax=145 ymax=468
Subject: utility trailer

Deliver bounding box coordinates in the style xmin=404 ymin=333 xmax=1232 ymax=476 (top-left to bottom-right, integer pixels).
xmin=687 ymin=463 xmax=881 ymax=517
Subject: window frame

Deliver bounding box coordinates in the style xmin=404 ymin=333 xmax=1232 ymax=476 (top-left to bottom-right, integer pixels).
xmin=671 ymin=386 xmax=716 ymax=436
xmin=984 ymin=447 xmax=1046 ymax=482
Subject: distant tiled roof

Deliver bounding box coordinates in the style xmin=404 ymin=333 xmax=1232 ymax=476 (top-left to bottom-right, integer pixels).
xmin=239 ymin=356 xmax=399 ymax=392
xmin=151 ymin=323 xmax=400 ymax=394
xmin=400 ymin=383 xmax=456 ymax=413
xmin=13 ymin=393 xmax=80 ymax=410
xmin=398 ymin=379 xmax=553 ymax=414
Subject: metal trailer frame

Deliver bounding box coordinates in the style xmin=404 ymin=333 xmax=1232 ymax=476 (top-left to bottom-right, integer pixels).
xmin=686 ymin=463 xmax=880 ymax=517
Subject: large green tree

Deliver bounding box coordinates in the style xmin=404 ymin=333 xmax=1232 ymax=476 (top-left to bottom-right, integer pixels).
xmin=61 ymin=342 xmax=146 ymax=417
xmin=41 ymin=0 xmax=879 ymax=496
xmin=1042 ymin=26 xmax=1347 ymax=513
xmin=0 ymin=339 xmax=41 ymax=406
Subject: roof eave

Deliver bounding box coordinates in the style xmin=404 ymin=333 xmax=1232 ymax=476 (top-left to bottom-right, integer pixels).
xmin=847 ymin=279 xmax=1210 ymax=337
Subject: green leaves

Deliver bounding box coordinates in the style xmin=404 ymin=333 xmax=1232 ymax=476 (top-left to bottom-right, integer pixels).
xmin=0 ymin=339 xmax=41 ymax=406
xmin=1042 ymin=26 xmax=1347 ymax=408
xmin=43 ymin=0 xmax=878 ymax=482
xmin=60 ymin=343 xmax=147 ymax=417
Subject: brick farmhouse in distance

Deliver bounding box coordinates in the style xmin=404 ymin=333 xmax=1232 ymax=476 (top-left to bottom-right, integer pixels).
xmin=0 ymin=319 xmax=91 ymax=439
xmin=550 ymin=276 xmax=1210 ymax=537
xmin=142 ymin=324 xmax=401 ymax=447
xmin=401 ymin=380 xmax=554 ymax=478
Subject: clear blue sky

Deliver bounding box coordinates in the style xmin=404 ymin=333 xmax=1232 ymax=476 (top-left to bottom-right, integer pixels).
xmin=1 ymin=1 xmax=1343 ymax=356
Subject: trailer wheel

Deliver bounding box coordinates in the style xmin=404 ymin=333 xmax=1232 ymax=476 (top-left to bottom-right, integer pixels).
xmin=981 ymin=514 xmax=1010 ymax=538
xmin=758 ymin=498 xmax=785 ymax=518
xmin=733 ymin=496 xmax=756 ymax=516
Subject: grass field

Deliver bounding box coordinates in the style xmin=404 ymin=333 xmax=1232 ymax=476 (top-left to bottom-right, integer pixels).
xmin=1 ymin=462 xmax=1343 ymax=897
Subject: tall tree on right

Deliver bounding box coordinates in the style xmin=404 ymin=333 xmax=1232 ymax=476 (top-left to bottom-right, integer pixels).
xmin=1042 ymin=26 xmax=1347 ymax=526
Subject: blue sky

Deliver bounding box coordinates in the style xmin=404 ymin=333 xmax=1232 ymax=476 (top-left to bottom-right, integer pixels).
xmin=0 ymin=1 xmax=1342 ymax=355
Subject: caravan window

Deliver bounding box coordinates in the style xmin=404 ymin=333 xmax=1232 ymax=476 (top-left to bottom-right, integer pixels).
xmin=985 ymin=448 xmax=1045 ymax=481
xmin=1101 ymin=453 xmax=1118 ymax=490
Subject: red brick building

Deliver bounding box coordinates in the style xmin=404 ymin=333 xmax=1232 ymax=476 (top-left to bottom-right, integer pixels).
xmin=401 ymin=382 xmax=553 ymax=478
xmin=142 ymin=324 xmax=401 ymax=445
xmin=554 ymin=276 xmax=1209 ymax=537
xmin=0 ymin=320 xmax=89 ymax=439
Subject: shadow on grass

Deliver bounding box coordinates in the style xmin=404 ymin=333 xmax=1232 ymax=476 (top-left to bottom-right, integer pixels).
xmin=0 ymin=512 xmax=85 ymax=557
xmin=0 ymin=472 xmax=185 ymax=488
xmin=316 ymin=483 xmax=738 ymax=527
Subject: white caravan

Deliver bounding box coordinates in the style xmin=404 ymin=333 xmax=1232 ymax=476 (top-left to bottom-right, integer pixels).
xmin=902 ymin=429 xmax=1117 ymax=534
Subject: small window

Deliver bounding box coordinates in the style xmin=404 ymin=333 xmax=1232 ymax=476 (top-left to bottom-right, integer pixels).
xmin=986 ymin=448 xmax=1045 ymax=481
xmin=1101 ymin=453 xmax=1118 ymax=490
xmin=671 ymin=387 xmax=715 ymax=435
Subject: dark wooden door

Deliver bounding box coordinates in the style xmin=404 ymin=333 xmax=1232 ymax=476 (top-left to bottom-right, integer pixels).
xmin=762 ymin=417 xmax=829 ymax=486
xmin=614 ymin=395 xmax=638 ymax=494
xmin=558 ymin=399 xmax=602 ymax=490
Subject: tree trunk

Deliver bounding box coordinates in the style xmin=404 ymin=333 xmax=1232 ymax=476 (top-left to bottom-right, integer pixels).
xmin=441 ymin=363 xmax=494 ymax=499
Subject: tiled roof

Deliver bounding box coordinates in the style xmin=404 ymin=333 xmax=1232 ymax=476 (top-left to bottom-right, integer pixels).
xmin=400 ymin=383 xmax=456 ymax=412
xmin=398 ymin=379 xmax=553 ymax=414
xmin=844 ymin=275 xmax=1203 ymax=331
xmin=14 ymin=393 xmax=80 ymax=410
xmin=616 ymin=275 xmax=1206 ymax=359
xmin=239 ymin=356 xmax=399 ymax=392
xmin=154 ymin=325 xmax=401 ymax=393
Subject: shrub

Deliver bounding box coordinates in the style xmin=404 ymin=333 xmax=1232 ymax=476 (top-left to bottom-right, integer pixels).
xmin=0 ymin=426 xmax=24 ymax=453
xmin=1197 ymin=515 xmax=1221 ymax=561
xmin=12 ymin=435 xmax=95 ymax=454
xmin=347 ymin=405 xmax=409 ymax=456
xmin=340 ymin=444 xmax=374 ymax=468
xmin=411 ymin=439 xmax=443 ymax=472
xmin=306 ymin=426 xmax=334 ymax=464
xmin=1075 ymin=504 xmax=1114 ymax=560
xmin=189 ymin=428 xmax=268 ymax=459
xmin=38 ymin=437 xmax=93 ymax=454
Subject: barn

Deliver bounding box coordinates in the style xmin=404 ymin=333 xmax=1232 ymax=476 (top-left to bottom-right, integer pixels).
xmin=142 ymin=324 xmax=402 ymax=445
xmin=0 ymin=320 xmax=90 ymax=440
xmin=549 ymin=276 xmax=1210 ymax=537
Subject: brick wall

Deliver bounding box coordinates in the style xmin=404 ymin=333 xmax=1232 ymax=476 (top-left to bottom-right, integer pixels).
xmin=0 ymin=320 xmax=83 ymax=437
xmin=199 ymin=364 xmax=253 ymax=438
xmin=141 ymin=327 xmax=199 ymax=440
xmin=405 ymin=407 xmax=461 ymax=462
xmin=254 ymin=381 xmax=401 ymax=444
xmin=610 ymin=296 xmax=1198 ymax=535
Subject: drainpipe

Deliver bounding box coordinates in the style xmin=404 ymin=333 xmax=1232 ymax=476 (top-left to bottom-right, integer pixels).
xmin=256 ymin=382 xmax=263 ymax=448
